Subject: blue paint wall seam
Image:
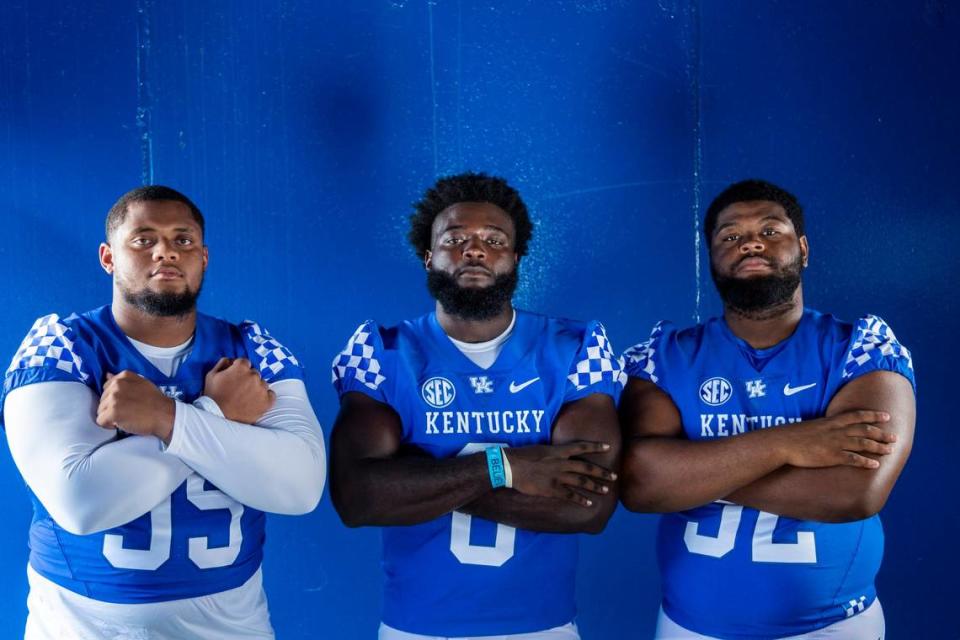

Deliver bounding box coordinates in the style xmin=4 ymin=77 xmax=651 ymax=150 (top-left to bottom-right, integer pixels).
xmin=689 ymin=0 xmax=702 ymax=324
xmin=136 ymin=0 xmax=155 ymax=185
xmin=427 ymin=0 xmax=439 ymax=177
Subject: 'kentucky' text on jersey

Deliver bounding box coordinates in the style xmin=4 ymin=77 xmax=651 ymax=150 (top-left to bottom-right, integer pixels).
xmin=332 ymin=310 xmax=624 ymax=637
xmin=622 ymin=309 xmax=915 ymax=639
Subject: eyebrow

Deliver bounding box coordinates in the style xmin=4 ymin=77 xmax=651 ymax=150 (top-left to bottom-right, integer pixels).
xmin=714 ymin=215 xmax=789 ymax=235
xmin=128 ymin=226 xmax=197 ymax=234
xmin=440 ymin=224 xmax=510 ymax=235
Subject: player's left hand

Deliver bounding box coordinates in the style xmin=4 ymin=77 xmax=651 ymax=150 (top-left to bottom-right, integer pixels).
xmin=96 ymin=371 xmax=176 ymax=443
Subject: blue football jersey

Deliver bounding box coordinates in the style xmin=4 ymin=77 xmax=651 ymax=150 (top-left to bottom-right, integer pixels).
xmin=332 ymin=310 xmax=624 ymax=636
xmin=622 ymin=309 xmax=915 ymax=639
xmin=1 ymin=305 xmax=303 ymax=603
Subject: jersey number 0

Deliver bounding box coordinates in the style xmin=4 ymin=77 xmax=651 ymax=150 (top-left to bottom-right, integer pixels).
xmin=450 ymin=442 xmax=516 ymax=567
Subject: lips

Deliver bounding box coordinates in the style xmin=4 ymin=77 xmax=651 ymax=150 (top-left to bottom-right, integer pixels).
xmin=456 ymin=266 xmax=493 ymax=278
xmin=735 ymin=257 xmax=772 ymax=274
xmin=152 ymin=267 xmax=184 ymax=278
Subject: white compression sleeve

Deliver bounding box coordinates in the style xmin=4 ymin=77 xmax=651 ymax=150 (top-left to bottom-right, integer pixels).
xmin=165 ymin=378 xmax=325 ymax=515
xmin=4 ymin=381 xmax=194 ymax=536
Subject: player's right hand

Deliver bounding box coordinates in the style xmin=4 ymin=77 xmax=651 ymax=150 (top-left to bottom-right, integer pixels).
xmin=203 ymin=357 xmax=275 ymax=424
xmin=776 ymin=410 xmax=896 ymax=469
xmin=505 ymin=441 xmax=616 ymax=507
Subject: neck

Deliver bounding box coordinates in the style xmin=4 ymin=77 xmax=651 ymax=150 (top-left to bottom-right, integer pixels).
xmin=111 ymin=294 xmax=197 ymax=347
xmin=723 ymin=286 xmax=804 ymax=349
xmin=435 ymin=302 xmax=514 ymax=343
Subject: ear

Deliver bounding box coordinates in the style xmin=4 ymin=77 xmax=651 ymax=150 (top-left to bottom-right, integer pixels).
xmin=99 ymin=243 xmax=114 ymax=275
xmin=202 ymin=244 xmax=209 ymax=271
xmin=424 ymin=250 xmax=432 ymax=270
xmin=799 ymin=235 xmax=809 ymax=268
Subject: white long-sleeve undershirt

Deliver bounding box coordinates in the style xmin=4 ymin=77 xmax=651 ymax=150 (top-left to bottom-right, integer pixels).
xmin=4 ymin=377 xmax=325 ymax=536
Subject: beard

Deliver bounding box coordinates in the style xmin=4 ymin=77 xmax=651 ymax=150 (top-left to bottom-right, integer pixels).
xmin=119 ymin=278 xmax=202 ymax=318
xmin=426 ymin=267 xmax=518 ymax=321
xmin=711 ymin=253 xmax=803 ymax=316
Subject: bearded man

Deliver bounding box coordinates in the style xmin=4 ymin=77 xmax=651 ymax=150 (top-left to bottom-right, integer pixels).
xmin=619 ymin=179 xmax=916 ymax=639
xmin=330 ymin=172 xmax=624 ymax=639
xmin=2 ymin=186 xmax=326 ymax=639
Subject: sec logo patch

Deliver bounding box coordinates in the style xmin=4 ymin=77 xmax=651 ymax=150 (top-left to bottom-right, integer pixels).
xmin=699 ymin=377 xmax=732 ymax=406
xmin=421 ymin=377 xmax=456 ymax=408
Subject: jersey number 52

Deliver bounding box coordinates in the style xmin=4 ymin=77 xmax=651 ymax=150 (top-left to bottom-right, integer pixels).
xmin=685 ymin=503 xmax=817 ymax=563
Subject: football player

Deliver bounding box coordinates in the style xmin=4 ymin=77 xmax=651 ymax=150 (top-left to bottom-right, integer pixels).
xmin=330 ymin=173 xmax=623 ymax=639
xmin=2 ymin=186 xmax=326 ymax=639
xmin=619 ymin=179 xmax=916 ymax=639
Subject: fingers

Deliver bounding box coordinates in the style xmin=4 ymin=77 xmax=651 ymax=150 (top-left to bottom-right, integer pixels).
xmin=561 ymin=472 xmax=611 ymax=496
xmin=564 ymin=459 xmax=618 ymax=482
xmin=851 ymin=437 xmax=894 ymax=456
xmin=555 ymin=441 xmax=612 ymax=458
xmin=848 ymin=424 xmax=897 ymax=444
xmin=840 ymin=451 xmax=881 ymax=469
xmin=211 ymin=357 xmax=232 ymax=373
xmin=561 ymin=488 xmax=595 ymax=508
xmin=834 ymin=410 xmax=890 ymax=426
xmin=230 ymin=358 xmax=253 ymax=370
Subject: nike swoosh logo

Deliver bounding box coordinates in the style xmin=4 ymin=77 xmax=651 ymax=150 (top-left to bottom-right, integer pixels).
xmin=783 ymin=382 xmax=817 ymax=396
xmin=509 ymin=377 xmax=540 ymax=393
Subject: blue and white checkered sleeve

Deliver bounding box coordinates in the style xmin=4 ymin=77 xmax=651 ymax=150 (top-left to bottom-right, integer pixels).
xmin=240 ymin=321 xmax=305 ymax=384
xmin=622 ymin=321 xmax=668 ymax=387
xmin=331 ymin=321 xmax=389 ymax=403
xmin=841 ymin=315 xmax=915 ymax=393
xmin=563 ymin=321 xmax=626 ymax=404
xmin=4 ymin=314 xmax=94 ymax=395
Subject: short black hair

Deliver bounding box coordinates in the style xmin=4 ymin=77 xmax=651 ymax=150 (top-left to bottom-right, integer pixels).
xmin=704 ymin=179 xmax=804 ymax=241
xmin=105 ymin=185 xmax=205 ymax=241
xmin=408 ymin=172 xmax=533 ymax=260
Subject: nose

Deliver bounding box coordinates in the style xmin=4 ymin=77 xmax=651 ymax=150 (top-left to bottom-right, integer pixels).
xmin=738 ymin=233 xmax=765 ymax=254
xmin=461 ymin=235 xmax=486 ymax=260
xmin=152 ymin=238 xmax=180 ymax=262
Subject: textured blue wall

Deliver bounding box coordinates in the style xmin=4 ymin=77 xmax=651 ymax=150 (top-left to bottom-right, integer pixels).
xmin=0 ymin=1 xmax=956 ymax=637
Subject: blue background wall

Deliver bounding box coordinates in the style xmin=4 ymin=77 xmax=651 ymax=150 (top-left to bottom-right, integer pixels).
xmin=1 ymin=0 xmax=957 ymax=637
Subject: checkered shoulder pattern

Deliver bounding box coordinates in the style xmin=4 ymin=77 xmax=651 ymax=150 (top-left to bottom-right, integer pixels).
xmin=622 ymin=321 xmax=666 ymax=384
xmin=842 ymin=315 xmax=913 ymax=379
xmin=567 ymin=322 xmax=626 ymax=391
xmin=7 ymin=313 xmax=91 ymax=382
xmin=332 ymin=321 xmax=386 ymax=392
xmin=240 ymin=321 xmax=301 ymax=382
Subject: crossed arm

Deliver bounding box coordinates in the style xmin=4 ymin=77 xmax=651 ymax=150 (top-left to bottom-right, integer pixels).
xmin=618 ymin=370 xmax=915 ymax=522
xmin=329 ymin=391 xmax=620 ymax=533
xmin=5 ymin=369 xmax=325 ymax=535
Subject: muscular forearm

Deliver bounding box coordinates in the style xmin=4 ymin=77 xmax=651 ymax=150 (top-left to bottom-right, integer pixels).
xmin=622 ymin=431 xmax=789 ymax=513
xmin=4 ymin=382 xmax=193 ymax=535
xmin=727 ymin=465 xmax=884 ymax=522
xmin=166 ymin=379 xmax=325 ymax=515
xmin=459 ymin=487 xmax=615 ymax=534
xmin=332 ymin=452 xmax=495 ymax=527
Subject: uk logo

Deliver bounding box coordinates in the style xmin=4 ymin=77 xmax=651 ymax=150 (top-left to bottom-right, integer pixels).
xmin=469 ymin=376 xmax=494 ymax=394
xmin=158 ymin=385 xmax=183 ymax=400
xmin=745 ymin=379 xmax=766 ymax=398
xmin=699 ymin=377 xmax=732 ymax=406
xmin=421 ymin=377 xmax=456 ymax=408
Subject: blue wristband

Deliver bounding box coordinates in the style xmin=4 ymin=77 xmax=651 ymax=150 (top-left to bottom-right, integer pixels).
xmin=485 ymin=446 xmax=506 ymax=489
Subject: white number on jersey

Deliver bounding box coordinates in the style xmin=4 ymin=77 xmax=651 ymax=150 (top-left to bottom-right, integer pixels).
xmin=103 ymin=473 xmax=245 ymax=571
xmin=449 ymin=442 xmax=516 ymax=567
xmin=684 ymin=503 xmax=817 ymax=563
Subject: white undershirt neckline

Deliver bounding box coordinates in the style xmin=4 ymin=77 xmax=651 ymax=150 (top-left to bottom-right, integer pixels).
xmin=446 ymin=310 xmax=517 ymax=370
xmin=126 ymin=336 xmax=194 ymax=378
